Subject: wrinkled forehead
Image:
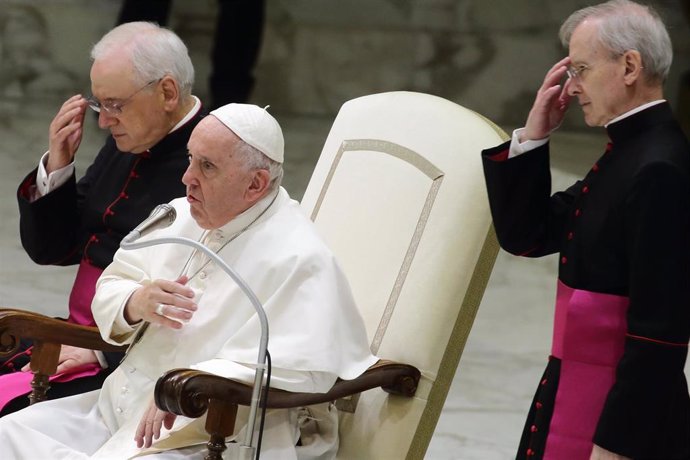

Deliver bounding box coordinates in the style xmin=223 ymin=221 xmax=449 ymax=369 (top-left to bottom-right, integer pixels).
xmin=189 ymin=117 xmax=242 ymax=159
xmin=90 ymin=55 xmax=137 ymax=96
xmin=568 ymin=19 xmax=607 ymax=63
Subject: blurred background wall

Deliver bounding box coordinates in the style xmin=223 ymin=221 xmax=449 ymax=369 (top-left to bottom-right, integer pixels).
xmin=1 ymin=0 xmax=688 ymax=134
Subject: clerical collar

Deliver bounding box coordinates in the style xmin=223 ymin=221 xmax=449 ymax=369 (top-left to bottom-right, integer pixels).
xmin=606 ymin=101 xmax=675 ymax=146
xmin=170 ymin=96 xmax=202 ymax=133
xmin=605 ymin=99 xmax=665 ymax=127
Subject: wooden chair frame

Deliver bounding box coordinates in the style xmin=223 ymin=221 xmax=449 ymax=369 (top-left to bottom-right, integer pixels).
xmin=0 ymin=308 xmax=419 ymax=459
xmin=0 ymin=309 xmax=126 ymax=404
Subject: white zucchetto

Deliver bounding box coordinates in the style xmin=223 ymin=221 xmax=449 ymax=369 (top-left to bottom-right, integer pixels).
xmin=210 ymin=103 xmax=284 ymax=163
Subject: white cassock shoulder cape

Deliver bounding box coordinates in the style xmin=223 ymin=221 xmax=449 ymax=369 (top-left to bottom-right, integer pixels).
xmin=91 ymin=187 xmax=377 ymax=459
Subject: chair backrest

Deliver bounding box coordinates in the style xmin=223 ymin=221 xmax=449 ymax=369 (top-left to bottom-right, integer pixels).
xmin=299 ymin=91 xmax=507 ymax=459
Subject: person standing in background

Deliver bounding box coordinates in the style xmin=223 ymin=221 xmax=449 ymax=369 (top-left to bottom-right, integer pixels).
xmin=481 ymin=1 xmax=690 ymax=458
xmin=117 ymin=0 xmax=265 ymax=109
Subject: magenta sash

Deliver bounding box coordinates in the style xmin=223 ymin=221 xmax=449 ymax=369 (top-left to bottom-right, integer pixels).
xmin=543 ymin=280 xmax=629 ymax=459
xmin=0 ymin=260 xmax=104 ymax=410
xmin=0 ymin=364 xmax=101 ymax=409
xmin=67 ymin=260 xmax=104 ymax=326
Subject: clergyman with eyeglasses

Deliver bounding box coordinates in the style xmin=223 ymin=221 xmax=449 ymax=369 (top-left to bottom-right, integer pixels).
xmin=0 ymin=22 xmax=203 ymax=416
xmin=481 ymin=1 xmax=690 ymax=459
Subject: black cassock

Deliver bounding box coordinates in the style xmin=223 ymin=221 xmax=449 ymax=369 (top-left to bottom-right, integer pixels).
xmin=0 ymin=109 xmax=204 ymax=414
xmin=482 ymin=102 xmax=690 ymax=460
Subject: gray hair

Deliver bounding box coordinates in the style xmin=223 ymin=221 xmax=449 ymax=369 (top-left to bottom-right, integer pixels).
xmin=234 ymin=141 xmax=284 ymax=192
xmin=559 ymin=0 xmax=672 ymax=83
xmin=91 ymin=21 xmax=195 ymax=97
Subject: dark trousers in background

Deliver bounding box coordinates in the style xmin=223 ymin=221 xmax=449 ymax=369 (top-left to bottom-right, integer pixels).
xmin=118 ymin=0 xmax=265 ymax=109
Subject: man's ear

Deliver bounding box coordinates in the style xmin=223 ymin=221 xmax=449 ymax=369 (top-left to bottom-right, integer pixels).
xmin=245 ymin=169 xmax=272 ymax=203
xmin=160 ymin=76 xmax=180 ymax=110
xmin=623 ymin=49 xmax=644 ymax=85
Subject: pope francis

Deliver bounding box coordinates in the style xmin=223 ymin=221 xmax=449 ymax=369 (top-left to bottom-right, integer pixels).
xmin=0 ymin=103 xmax=378 ymax=459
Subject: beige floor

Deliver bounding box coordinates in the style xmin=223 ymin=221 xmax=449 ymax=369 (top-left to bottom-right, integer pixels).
xmin=0 ymin=100 xmax=687 ymax=459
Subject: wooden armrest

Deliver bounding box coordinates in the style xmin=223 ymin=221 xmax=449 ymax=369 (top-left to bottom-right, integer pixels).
xmin=154 ymin=359 xmax=420 ymax=459
xmin=0 ymin=308 xmax=127 ymax=404
xmin=0 ymin=308 xmax=125 ymax=355
xmin=156 ymin=359 xmax=419 ymax=415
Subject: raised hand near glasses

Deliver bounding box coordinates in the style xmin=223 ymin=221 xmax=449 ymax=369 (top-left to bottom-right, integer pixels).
xmin=523 ymin=56 xmax=573 ymax=142
xmin=46 ymin=95 xmax=88 ymax=174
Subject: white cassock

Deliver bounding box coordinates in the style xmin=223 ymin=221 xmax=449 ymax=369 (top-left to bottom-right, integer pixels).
xmin=0 ymin=187 xmax=378 ymax=459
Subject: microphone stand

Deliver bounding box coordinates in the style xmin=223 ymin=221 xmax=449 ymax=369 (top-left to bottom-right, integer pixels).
xmin=121 ymin=233 xmax=268 ymax=460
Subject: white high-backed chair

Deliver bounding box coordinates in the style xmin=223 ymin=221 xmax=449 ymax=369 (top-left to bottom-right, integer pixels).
xmin=0 ymin=91 xmax=508 ymax=459
xmin=299 ymin=91 xmax=507 ymax=458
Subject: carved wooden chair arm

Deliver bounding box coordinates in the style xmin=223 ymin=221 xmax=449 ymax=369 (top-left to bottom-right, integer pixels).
xmin=154 ymin=359 xmax=420 ymax=459
xmin=0 ymin=308 xmax=127 ymax=403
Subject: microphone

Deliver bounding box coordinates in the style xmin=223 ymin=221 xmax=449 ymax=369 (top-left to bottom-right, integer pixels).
xmin=121 ymin=203 xmax=177 ymax=245
xmin=120 ymin=221 xmax=269 ymax=459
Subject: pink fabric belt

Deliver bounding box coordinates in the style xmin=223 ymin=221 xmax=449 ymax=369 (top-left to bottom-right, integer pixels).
xmin=0 ymin=260 xmax=104 ymax=410
xmin=0 ymin=364 xmax=101 ymax=409
xmin=67 ymin=259 xmax=104 ymax=326
xmin=544 ymin=280 xmax=629 ymax=460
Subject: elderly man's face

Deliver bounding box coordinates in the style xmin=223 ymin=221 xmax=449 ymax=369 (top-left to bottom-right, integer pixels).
xmin=566 ymin=19 xmax=629 ymax=127
xmin=182 ymin=117 xmax=264 ymax=229
xmin=89 ymin=51 xmax=171 ymax=153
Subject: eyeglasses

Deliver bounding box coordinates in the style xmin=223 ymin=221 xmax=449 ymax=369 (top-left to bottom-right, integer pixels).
xmin=86 ymin=79 xmax=160 ymax=115
xmin=566 ymin=64 xmax=590 ymax=81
